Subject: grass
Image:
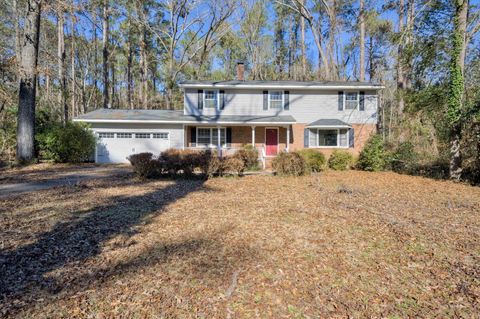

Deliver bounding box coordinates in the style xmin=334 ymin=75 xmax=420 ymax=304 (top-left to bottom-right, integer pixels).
xmin=0 ymin=166 xmax=479 ymax=318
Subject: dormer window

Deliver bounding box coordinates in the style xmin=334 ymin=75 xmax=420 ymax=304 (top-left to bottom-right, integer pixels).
xmin=204 ymin=90 xmax=218 ymax=109
xmin=269 ymin=91 xmax=283 ymax=109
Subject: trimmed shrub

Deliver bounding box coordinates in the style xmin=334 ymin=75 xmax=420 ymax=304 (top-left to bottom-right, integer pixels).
xmin=297 ymin=149 xmax=326 ymax=172
xmin=233 ymin=145 xmax=258 ymax=169
xmin=222 ymin=157 xmax=245 ymax=176
xmin=37 ymin=122 xmax=96 ymax=163
xmin=328 ymin=150 xmax=353 ymax=171
xmin=272 ymin=151 xmax=309 ymax=176
xmin=128 ymin=152 xmax=163 ymax=178
xmin=356 ymin=135 xmax=386 ymax=171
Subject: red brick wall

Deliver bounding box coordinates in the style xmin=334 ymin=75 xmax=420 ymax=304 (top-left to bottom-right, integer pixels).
xmin=184 ymin=124 xmax=376 ymax=158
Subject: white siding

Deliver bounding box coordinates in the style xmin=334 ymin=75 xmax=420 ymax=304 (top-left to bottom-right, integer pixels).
xmin=184 ymin=88 xmax=378 ymax=124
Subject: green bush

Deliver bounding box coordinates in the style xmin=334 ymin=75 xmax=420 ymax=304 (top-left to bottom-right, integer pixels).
xmin=356 ymin=135 xmax=386 ymax=171
xmin=297 ymin=149 xmax=326 ymax=172
xmin=233 ymin=145 xmax=258 ymax=169
xmin=272 ymin=151 xmax=309 ymax=176
xmin=128 ymin=152 xmax=163 ymax=178
xmin=390 ymin=142 xmax=418 ymax=172
xmin=328 ymin=150 xmax=353 ymax=171
xmin=37 ymin=122 xmax=96 ymax=163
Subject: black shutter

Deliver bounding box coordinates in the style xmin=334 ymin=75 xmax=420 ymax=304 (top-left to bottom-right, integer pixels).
xmin=263 ymin=91 xmax=268 ymax=110
xmin=284 ymin=91 xmax=289 ymax=110
xmin=226 ymin=127 xmax=232 ymax=144
xmin=198 ymin=90 xmax=203 ymax=110
xmin=191 ymin=127 xmax=196 ymax=144
xmin=220 ymin=90 xmax=225 ymax=110
xmin=359 ymin=91 xmax=365 ymax=111
xmin=338 ymin=91 xmax=344 ymax=111
xmin=349 ymin=128 xmax=354 ymax=148
xmin=304 ymin=128 xmax=309 ymax=147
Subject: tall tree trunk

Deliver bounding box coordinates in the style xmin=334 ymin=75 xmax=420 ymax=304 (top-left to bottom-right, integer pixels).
xmin=397 ymin=0 xmax=406 ymax=118
xmin=110 ymin=53 xmax=115 ymax=108
xmin=300 ymin=0 xmax=307 ymax=80
xmin=57 ymin=7 xmax=68 ymax=124
xmin=16 ymin=0 xmax=42 ymax=163
xmin=137 ymin=1 xmax=148 ymax=109
xmin=448 ymin=0 xmax=469 ymax=180
xmin=93 ymin=13 xmax=98 ymax=109
xmin=102 ymin=0 xmax=109 ymax=109
xmin=70 ymin=10 xmax=76 ymax=118
xmin=127 ymin=9 xmax=133 ymax=109
xmin=14 ymin=0 xmax=23 ymax=81
xmin=359 ymin=0 xmax=365 ymax=81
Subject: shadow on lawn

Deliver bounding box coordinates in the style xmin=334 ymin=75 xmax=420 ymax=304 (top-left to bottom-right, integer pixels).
xmin=0 ymin=177 xmax=208 ymax=315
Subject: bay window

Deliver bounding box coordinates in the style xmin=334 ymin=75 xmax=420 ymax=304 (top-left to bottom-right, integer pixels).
xmin=308 ymin=128 xmax=349 ymax=148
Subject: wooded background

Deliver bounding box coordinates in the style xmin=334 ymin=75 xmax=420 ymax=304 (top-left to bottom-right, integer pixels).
xmin=0 ymin=0 xmax=479 ymax=180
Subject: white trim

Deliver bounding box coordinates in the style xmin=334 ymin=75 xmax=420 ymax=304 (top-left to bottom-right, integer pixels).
xmin=203 ymin=89 xmax=220 ymax=109
xmin=343 ymin=91 xmax=360 ymax=111
xmin=195 ymin=127 xmax=227 ymax=148
xmin=268 ymin=90 xmax=284 ymax=110
xmin=307 ymin=125 xmax=351 ymax=129
xmin=264 ymin=127 xmax=279 ymax=157
xmin=74 ymin=119 xmax=296 ymax=125
xmin=178 ymin=83 xmax=384 ymax=90
xmin=307 ymin=128 xmax=349 ymax=149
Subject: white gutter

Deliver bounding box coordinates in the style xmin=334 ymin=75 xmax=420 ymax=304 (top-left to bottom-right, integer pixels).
xmin=178 ymin=83 xmax=384 ymax=90
xmin=307 ymin=125 xmax=351 ymax=128
xmin=73 ymin=118 xmax=296 ymax=125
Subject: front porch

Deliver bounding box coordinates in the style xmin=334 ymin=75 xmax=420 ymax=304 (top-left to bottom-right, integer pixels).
xmin=184 ymin=125 xmax=292 ymax=168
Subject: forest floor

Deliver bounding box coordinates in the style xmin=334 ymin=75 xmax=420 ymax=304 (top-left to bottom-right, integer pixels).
xmin=0 ymin=167 xmax=479 ymax=318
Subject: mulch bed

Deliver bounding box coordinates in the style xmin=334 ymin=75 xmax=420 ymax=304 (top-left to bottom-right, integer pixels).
xmin=0 ymin=169 xmax=479 ymax=318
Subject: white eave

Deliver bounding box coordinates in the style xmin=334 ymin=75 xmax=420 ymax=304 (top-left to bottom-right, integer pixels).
xmin=73 ymin=119 xmax=296 ymax=125
xmin=178 ymin=83 xmax=384 ymax=90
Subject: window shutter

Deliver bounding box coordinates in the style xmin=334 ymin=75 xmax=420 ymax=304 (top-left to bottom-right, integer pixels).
xmin=226 ymin=127 xmax=232 ymax=144
xmin=191 ymin=127 xmax=196 ymax=144
xmin=219 ymin=90 xmax=225 ymax=110
xmin=349 ymin=128 xmax=355 ymax=148
xmin=263 ymin=91 xmax=268 ymax=110
xmin=197 ymin=90 xmax=203 ymax=110
xmin=284 ymin=91 xmax=289 ymax=110
xmin=304 ymin=128 xmax=309 ymax=148
xmin=338 ymin=91 xmax=344 ymax=111
xmin=359 ymin=91 xmax=365 ymax=111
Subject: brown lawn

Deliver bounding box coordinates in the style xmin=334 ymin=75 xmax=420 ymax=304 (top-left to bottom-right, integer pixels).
xmin=0 ymin=168 xmax=479 ymax=318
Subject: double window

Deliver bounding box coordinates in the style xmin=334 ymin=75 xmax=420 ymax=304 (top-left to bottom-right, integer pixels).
xmin=308 ymin=129 xmax=349 ymax=148
xmin=204 ymin=90 xmax=218 ymax=109
xmin=269 ymin=91 xmax=284 ymax=109
xmin=98 ymin=132 xmax=115 ymax=138
xmin=196 ymin=127 xmax=226 ymax=147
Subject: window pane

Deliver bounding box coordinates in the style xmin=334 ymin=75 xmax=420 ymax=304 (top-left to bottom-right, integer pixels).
xmin=135 ymin=133 xmax=150 ymax=138
xmin=309 ymin=129 xmax=317 ymax=147
xmin=269 ymin=91 xmax=283 ymax=109
xmin=212 ymin=128 xmax=226 ymax=146
xmin=339 ymin=129 xmax=348 ymax=147
xmin=152 ymin=133 xmax=168 ymax=139
xmin=204 ymin=90 xmax=217 ymax=108
xmin=98 ymin=132 xmax=114 ymax=138
xmin=345 ymin=92 xmax=358 ymax=110
xmin=197 ymin=128 xmax=211 ymax=145
xmin=318 ymin=130 xmax=338 ymax=146
xmin=117 ymin=133 xmax=132 ymax=138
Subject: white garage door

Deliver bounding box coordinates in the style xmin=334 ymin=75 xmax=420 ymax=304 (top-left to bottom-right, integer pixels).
xmin=96 ymin=132 xmax=170 ymax=163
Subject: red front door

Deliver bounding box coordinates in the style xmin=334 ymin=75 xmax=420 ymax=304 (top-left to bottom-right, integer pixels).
xmin=265 ymin=128 xmax=278 ymax=156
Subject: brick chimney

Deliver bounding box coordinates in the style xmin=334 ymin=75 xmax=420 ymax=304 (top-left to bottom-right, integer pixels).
xmin=236 ymin=62 xmax=245 ymax=81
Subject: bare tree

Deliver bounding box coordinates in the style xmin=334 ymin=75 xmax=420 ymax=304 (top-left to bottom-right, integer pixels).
xmin=102 ymin=0 xmax=109 ymax=109
xmin=16 ymin=0 xmax=42 ymax=162
xmin=359 ymin=0 xmax=365 ymax=81
xmin=57 ymin=2 xmax=68 ymax=124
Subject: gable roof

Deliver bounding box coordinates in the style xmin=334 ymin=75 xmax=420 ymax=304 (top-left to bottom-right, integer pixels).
xmin=73 ymin=109 xmax=296 ymax=124
xmin=178 ymin=80 xmax=383 ymax=90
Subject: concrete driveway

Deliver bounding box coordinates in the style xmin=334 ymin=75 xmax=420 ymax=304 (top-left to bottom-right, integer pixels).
xmin=0 ymin=165 xmax=130 ymax=199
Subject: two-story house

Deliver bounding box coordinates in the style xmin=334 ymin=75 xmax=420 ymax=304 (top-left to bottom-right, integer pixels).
xmin=74 ymin=63 xmax=383 ymax=165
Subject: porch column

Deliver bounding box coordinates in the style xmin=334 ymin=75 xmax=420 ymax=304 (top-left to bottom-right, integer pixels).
xmin=217 ymin=126 xmax=222 ymax=157
xmin=251 ymin=126 xmax=256 ymax=147
xmin=286 ymin=125 xmax=290 ymax=152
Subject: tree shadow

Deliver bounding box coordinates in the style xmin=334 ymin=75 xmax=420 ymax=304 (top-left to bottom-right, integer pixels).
xmin=0 ymin=177 xmax=209 ymax=315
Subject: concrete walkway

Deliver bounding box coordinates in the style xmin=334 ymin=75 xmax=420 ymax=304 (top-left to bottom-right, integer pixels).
xmin=0 ymin=166 xmax=129 ymax=199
